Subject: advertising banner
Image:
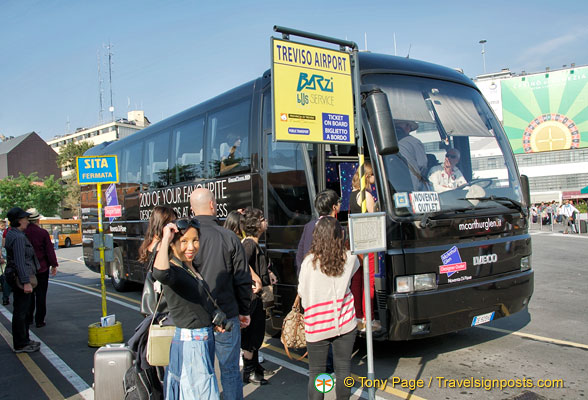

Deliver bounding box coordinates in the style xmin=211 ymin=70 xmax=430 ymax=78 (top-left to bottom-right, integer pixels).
xmin=272 ymin=38 xmax=355 ymax=144
xmin=501 ymin=66 xmax=588 ymax=154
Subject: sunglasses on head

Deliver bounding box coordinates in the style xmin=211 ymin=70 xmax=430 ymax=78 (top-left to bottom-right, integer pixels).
xmin=174 ymin=218 xmax=200 ymax=233
xmin=446 ymin=153 xmax=458 ymax=159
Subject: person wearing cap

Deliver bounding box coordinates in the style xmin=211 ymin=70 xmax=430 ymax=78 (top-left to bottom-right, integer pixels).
xmin=4 ymin=207 xmax=41 ymax=353
xmin=25 ymin=208 xmax=58 ymax=328
xmin=428 ymin=148 xmax=467 ymax=192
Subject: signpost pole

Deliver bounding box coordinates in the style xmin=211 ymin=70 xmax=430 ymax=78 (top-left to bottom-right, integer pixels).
xmin=96 ymin=183 xmax=107 ymax=318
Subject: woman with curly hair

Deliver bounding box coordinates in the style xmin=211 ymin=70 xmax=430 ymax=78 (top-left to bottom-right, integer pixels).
xmin=298 ymin=216 xmax=359 ymax=400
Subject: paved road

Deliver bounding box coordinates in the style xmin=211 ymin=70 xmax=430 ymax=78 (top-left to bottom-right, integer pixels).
xmin=0 ymin=231 xmax=586 ymax=399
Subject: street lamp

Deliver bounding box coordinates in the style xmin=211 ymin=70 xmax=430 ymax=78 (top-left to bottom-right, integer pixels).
xmin=479 ymin=39 xmax=487 ymax=74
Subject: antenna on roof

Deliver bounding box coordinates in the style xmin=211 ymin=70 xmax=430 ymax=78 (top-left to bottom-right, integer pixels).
xmin=406 ymin=44 xmax=412 ymax=58
xmin=105 ymin=41 xmax=115 ymax=122
xmin=97 ymin=49 xmax=104 ymax=123
xmin=364 ymin=32 xmax=368 ymax=51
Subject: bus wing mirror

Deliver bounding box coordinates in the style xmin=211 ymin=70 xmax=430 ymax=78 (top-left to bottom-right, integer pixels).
xmin=520 ymin=174 xmax=531 ymax=208
xmin=362 ymin=85 xmax=399 ymax=155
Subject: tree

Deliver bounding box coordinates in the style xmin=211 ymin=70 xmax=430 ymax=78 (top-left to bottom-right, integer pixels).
xmin=56 ymin=141 xmax=95 ymax=172
xmin=0 ymin=173 xmax=65 ymax=218
xmin=55 ymin=141 xmax=94 ymax=218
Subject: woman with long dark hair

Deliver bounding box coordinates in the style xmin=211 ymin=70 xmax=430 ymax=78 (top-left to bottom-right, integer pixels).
xmin=138 ymin=206 xmax=178 ymax=264
xmin=240 ymin=207 xmax=277 ymax=385
xmin=298 ymin=216 xmax=359 ymax=400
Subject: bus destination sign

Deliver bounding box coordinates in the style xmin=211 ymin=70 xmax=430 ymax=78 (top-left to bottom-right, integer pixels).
xmin=272 ymin=38 xmax=355 ymax=145
xmin=76 ymin=155 xmax=119 ymax=185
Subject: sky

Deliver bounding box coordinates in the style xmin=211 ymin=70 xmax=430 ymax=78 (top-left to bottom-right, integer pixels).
xmin=1 ymin=0 xmax=587 ymax=141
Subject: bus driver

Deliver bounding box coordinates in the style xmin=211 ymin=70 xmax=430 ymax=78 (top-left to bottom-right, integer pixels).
xmin=428 ymin=148 xmax=467 ymax=192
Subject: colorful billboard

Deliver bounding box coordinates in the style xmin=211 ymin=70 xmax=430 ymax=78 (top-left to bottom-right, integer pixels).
xmin=501 ymin=66 xmax=588 ymax=154
xmin=271 ymin=38 xmax=355 ymax=145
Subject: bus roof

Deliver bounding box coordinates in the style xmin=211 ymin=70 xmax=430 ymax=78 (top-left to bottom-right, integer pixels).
xmin=86 ymin=51 xmax=475 ymax=156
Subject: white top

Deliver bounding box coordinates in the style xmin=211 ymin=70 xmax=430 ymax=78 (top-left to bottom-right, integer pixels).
xmin=428 ymin=165 xmax=467 ymax=192
xmin=298 ymin=250 xmax=359 ymax=342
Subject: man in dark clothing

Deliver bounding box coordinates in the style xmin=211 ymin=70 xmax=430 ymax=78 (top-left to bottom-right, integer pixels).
xmin=295 ymin=189 xmax=341 ymax=276
xmin=4 ymin=207 xmax=41 ymax=353
xmin=190 ymin=188 xmax=252 ymax=400
xmin=25 ymin=209 xmax=58 ymax=328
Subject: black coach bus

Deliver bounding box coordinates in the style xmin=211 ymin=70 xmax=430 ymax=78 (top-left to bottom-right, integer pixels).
xmin=81 ymin=51 xmax=534 ymax=340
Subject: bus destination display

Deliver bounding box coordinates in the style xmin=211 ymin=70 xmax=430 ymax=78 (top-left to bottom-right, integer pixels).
xmin=272 ymin=38 xmax=355 ymax=145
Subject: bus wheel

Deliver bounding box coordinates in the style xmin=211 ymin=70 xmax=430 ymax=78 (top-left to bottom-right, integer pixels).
xmin=110 ymin=248 xmax=129 ymax=292
xmin=64 ymin=238 xmax=71 ymax=248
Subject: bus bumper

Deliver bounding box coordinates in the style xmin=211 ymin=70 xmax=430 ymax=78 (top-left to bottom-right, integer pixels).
xmin=386 ymin=269 xmax=534 ymax=340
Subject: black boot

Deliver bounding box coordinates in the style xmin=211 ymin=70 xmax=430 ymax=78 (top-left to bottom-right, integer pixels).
xmin=253 ymin=350 xmax=276 ymax=378
xmin=242 ymin=355 xmax=268 ymax=385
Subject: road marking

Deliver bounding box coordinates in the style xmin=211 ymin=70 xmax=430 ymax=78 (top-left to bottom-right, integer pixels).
xmin=0 ymin=321 xmax=65 ymax=399
xmin=476 ymin=325 xmax=588 ymax=350
xmin=0 ymin=306 xmax=93 ymax=399
xmin=50 ymin=281 xmax=140 ymax=311
xmin=57 ymin=256 xmax=85 ymax=264
xmin=52 ymin=278 xmax=141 ymax=305
xmin=261 ymin=343 xmax=427 ymax=400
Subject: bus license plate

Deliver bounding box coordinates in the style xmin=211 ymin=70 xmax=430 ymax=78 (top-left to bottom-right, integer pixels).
xmin=471 ymin=311 xmax=495 ymax=326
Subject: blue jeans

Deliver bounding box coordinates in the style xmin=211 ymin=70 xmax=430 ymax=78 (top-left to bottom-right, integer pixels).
xmin=1 ymin=272 xmax=12 ymax=302
xmin=165 ymin=326 xmax=219 ymax=400
xmin=214 ymin=316 xmax=242 ymax=400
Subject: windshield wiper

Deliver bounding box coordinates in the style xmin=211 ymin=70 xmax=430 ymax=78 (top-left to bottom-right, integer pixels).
xmin=459 ymin=195 xmax=527 ymax=216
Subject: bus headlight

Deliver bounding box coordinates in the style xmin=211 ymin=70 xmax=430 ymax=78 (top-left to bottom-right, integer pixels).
xmin=520 ymin=256 xmax=531 ymax=271
xmin=396 ymin=273 xmax=437 ymax=293
xmin=414 ymin=273 xmax=437 ymax=291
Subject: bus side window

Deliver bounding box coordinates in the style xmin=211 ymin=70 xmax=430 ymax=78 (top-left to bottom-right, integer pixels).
xmin=206 ymin=99 xmax=251 ymax=177
xmin=171 ymin=116 xmax=205 ymax=184
xmin=143 ymin=131 xmax=170 ymax=188
xmin=122 ymin=141 xmax=143 ymax=184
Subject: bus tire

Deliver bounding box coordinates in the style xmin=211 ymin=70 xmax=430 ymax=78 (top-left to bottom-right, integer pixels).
xmin=64 ymin=237 xmax=71 ymax=248
xmin=110 ymin=248 xmax=130 ymax=292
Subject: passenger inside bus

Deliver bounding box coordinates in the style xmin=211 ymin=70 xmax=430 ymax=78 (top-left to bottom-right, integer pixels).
xmin=220 ymin=135 xmax=243 ymax=174
xmin=428 ymin=148 xmax=467 ymax=192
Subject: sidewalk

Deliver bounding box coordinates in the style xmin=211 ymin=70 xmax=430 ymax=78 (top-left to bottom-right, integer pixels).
xmin=529 ymin=220 xmax=586 ymax=235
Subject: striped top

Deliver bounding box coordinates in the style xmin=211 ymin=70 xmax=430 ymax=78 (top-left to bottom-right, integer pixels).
xmin=298 ymin=250 xmax=359 ymax=342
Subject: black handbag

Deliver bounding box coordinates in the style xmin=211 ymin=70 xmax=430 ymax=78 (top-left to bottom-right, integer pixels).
xmin=140 ymin=243 xmax=167 ymax=316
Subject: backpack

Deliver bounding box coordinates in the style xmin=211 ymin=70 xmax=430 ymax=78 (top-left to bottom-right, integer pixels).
xmin=123 ymin=362 xmax=163 ymax=400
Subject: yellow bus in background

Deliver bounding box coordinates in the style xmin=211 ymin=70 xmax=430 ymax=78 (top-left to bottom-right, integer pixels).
xmin=40 ymin=219 xmax=82 ymax=248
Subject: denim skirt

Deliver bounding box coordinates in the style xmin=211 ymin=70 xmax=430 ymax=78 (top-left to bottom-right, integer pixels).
xmin=164 ymin=326 xmax=219 ymax=400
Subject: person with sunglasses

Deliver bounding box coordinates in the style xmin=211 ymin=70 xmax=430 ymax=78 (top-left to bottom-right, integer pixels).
xmin=428 ymin=148 xmax=467 ymax=192
xmin=152 ymin=218 xmax=220 ymax=400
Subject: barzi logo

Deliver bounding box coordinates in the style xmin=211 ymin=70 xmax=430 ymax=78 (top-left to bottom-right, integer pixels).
xmin=297 ymin=73 xmax=333 ymax=92
xmin=473 ymin=254 xmax=497 ymax=266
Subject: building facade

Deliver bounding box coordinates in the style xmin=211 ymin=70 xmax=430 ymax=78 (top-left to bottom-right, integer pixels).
xmin=0 ymin=132 xmax=61 ymax=179
xmin=47 ymin=110 xmax=149 ymax=176
xmin=475 ymin=65 xmax=588 ymax=203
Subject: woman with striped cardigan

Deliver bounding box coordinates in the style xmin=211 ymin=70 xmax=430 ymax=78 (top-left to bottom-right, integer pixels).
xmin=298 ymin=216 xmax=359 ymax=400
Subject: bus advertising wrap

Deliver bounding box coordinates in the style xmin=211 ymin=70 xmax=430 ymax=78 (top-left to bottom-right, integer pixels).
xmin=501 ymin=65 xmax=588 ymax=154
xmin=271 ymin=38 xmax=355 ymax=145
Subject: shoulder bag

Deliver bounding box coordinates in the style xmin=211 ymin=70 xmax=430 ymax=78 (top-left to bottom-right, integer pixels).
xmin=140 ymin=243 xmax=167 ymax=316
xmin=145 ymin=289 xmax=175 ymax=367
xmin=280 ymin=294 xmax=307 ymax=360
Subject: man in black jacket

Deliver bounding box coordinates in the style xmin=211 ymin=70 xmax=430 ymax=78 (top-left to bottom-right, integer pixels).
xmin=190 ymin=188 xmax=252 ymax=400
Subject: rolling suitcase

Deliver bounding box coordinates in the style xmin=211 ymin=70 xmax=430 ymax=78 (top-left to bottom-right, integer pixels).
xmin=93 ymin=343 xmax=134 ymax=400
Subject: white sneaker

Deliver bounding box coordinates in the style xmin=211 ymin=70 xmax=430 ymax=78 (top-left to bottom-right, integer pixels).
xmin=239 ymin=350 xmax=244 ymax=367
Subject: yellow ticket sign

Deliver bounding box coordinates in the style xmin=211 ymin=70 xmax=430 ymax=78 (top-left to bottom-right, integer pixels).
xmin=272 ymin=38 xmax=355 ymax=144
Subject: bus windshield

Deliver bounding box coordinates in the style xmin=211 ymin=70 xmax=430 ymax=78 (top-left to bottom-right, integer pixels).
xmin=363 ymin=74 xmax=523 ymax=217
